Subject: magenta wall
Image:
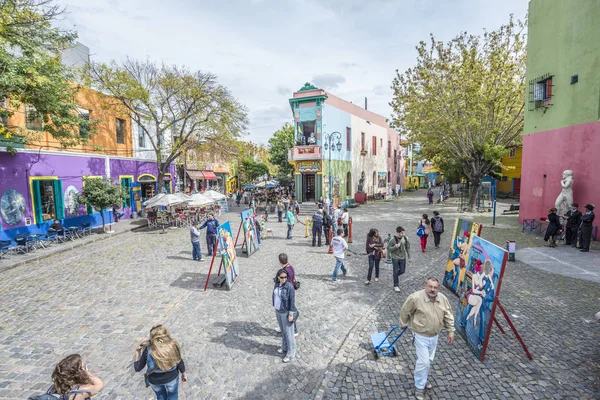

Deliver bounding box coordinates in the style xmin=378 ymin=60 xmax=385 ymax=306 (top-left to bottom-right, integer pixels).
xmin=0 ymin=151 xmax=176 ymax=241
xmin=520 ymin=120 xmax=600 ymax=222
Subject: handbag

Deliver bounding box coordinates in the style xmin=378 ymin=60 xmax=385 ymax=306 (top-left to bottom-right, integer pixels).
xmin=416 ymin=224 xmax=425 ymax=238
xmin=290 ymin=308 xmax=300 ymax=323
xmin=293 ymin=280 xmax=301 ymax=290
xmin=144 ymin=368 xmax=157 ymax=388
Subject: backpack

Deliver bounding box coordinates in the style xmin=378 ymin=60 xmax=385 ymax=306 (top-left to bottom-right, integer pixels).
xmin=416 ymin=224 xmax=425 ymax=238
xmin=28 ymin=385 xmax=91 ymax=400
xmin=433 ymin=217 xmax=443 ymax=232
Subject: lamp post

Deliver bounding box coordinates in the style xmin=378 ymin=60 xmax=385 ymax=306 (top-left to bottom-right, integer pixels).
xmin=323 ymin=131 xmax=342 ymax=213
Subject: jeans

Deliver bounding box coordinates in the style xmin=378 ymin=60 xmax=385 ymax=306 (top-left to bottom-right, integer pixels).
xmin=312 ymin=226 xmax=322 ymax=246
xmin=287 ymin=224 xmax=294 ymax=239
xmin=275 ymin=309 xmax=296 ymax=358
xmin=420 ymin=234 xmax=429 ymax=251
xmin=343 ymin=223 xmax=348 ymax=237
xmin=206 ymin=234 xmax=217 ymax=256
xmin=332 ymin=257 xmax=347 ymax=280
xmin=392 ymin=258 xmax=406 ymax=287
xmin=192 ymin=241 xmax=202 ymax=260
xmin=323 ymin=226 xmax=331 ymax=245
xmin=278 ymin=211 xmax=283 ymax=222
xmin=149 ymin=375 xmax=180 ymax=400
xmin=432 ymin=231 xmax=442 ymax=247
xmin=367 ymin=255 xmax=380 ymax=281
xmin=413 ymin=333 xmax=438 ymax=390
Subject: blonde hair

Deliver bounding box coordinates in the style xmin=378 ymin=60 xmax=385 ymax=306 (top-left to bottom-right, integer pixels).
xmin=149 ymin=325 xmax=182 ymax=371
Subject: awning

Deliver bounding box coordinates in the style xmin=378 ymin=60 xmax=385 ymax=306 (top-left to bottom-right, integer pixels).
xmin=187 ymin=170 xmax=205 ymax=180
xmin=201 ymin=170 xmax=217 ymax=180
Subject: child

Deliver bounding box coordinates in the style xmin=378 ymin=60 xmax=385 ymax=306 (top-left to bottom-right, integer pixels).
xmin=331 ymin=228 xmax=348 ymax=281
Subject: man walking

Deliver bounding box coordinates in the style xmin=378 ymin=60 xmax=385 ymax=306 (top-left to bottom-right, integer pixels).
xmin=400 ymin=277 xmax=455 ymax=400
xmin=331 ymin=228 xmax=348 ymax=281
xmin=564 ymin=203 xmax=582 ymax=246
xmin=323 ymin=209 xmax=333 ymax=246
xmin=199 ymin=213 xmax=220 ymax=257
xmin=580 ymin=204 xmax=595 ymax=252
xmin=341 ymin=208 xmax=350 ymax=237
xmin=286 ymin=207 xmax=295 ymax=240
xmin=386 ymin=226 xmax=412 ymax=292
xmin=190 ymin=221 xmax=205 ymax=262
xmin=312 ymin=209 xmax=324 ymax=247
xmin=430 ymin=211 xmax=444 ymax=249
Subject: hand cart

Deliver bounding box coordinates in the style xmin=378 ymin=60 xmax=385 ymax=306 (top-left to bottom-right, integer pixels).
xmin=371 ymin=326 xmax=408 ymax=359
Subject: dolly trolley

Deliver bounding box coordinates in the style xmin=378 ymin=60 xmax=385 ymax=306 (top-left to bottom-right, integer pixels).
xmin=371 ymin=326 xmax=408 ymax=359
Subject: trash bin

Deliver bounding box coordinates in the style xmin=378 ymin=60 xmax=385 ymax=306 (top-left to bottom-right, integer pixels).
xmin=506 ymin=240 xmax=516 ymax=261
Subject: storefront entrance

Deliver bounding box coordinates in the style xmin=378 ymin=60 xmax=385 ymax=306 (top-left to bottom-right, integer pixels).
xmin=302 ymin=173 xmax=315 ymax=202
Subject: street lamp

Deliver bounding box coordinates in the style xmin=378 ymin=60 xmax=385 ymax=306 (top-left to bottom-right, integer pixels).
xmin=323 ymin=131 xmax=342 ymax=212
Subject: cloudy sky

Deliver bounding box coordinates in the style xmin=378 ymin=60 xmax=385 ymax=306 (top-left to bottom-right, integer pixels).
xmin=56 ymin=0 xmax=528 ymax=144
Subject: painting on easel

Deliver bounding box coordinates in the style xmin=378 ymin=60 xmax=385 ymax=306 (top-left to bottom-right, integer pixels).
xmin=443 ymin=218 xmax=482 ymax=295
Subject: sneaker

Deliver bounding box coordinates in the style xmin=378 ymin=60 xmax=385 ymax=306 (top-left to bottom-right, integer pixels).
xmin=365 ymin=280 xmax=371 ymax=285
xmin=415 ymin=388 xmax=424 ymax=400
xmin=394 ymin=286 xmax=401 ymax=292
xmin=277 ymin=348 xmax=284 ymax=354
xmin=282 ymin=357 xmax=292 ymax=363
xmin=331 ymin=279 xmax=340 ymax=282
xmin=425 ymin=382 xmax=433 ymax=390
xmin=375 ymin=277 xmax=379 ymax=282
xmin=294 ymin=332 xmax=299 ymax=337
xmin=199 ymin=258 xmax=206 ymax=262
xmin=275 ymin=326 xmax=281 ymax=333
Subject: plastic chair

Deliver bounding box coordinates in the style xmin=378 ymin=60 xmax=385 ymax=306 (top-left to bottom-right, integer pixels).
xmin=0 ymin=240 xmax=13 ymax=259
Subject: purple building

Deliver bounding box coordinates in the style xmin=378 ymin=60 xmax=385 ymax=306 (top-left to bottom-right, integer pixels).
xmin=0 ymin=149 xmax=176 ymax=242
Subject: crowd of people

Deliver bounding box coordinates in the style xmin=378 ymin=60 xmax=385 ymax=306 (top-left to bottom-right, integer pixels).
xmin=544 ymin=202 xmax=596 ymax=252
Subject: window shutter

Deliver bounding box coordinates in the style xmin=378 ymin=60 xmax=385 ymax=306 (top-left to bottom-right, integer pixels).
xmin=545 ymin=78 xmax=553 ymax=99
xmin=32 ymin=180 xmax=43 ymax=224
xmin=53 ymin=180 xmax=65 ymax=219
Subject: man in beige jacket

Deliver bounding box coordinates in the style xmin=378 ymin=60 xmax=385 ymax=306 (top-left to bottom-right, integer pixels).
xmin=400 ymin=277 xmax=455 ymax=399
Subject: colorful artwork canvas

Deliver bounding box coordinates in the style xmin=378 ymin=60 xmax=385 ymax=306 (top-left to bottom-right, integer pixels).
xmin=443 ymin=219 xmax=483 ymax=295
xmin=240 ymin=208 xmax=260 ymax=257
xmin=454 ymin=236 xmax=508 ymax=360
xmin=1 ymin=189 xmax=26 ymax=226
xmin=64 ymin=186 xmax=80 ymax=216
xmin=217 ymin=221 xmax=239 ymax=290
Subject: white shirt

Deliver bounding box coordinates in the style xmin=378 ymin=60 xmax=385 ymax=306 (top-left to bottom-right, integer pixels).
xmin=342 ymin=212 xmax=349 ymax=224
xmin=332 ymin=236 xmax=348 ymax=258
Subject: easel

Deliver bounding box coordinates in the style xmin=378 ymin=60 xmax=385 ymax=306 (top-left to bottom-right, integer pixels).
xmin=203 ymin=245 xmax=222 ymax=291
xmin=480 ymin=300 xmax=533 ymax=361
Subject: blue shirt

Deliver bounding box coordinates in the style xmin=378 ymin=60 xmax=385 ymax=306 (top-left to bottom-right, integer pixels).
xmin=199 ymin=219 xmax=220 ymax=235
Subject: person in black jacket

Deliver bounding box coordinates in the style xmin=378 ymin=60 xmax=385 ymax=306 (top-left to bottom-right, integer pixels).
xmin=322 ymin=209 xmax=333 ymax=245
xmin=564 ymin=203 xmax=582 ymax=247
xmin=273 ymin=268 xmax=297 ymax=363
xmin=312 ymin=210 xmax=323 ymax=247
xmin=430 ymin=211 xmax=444 ymax=249
xmin=579 ymin=204 xmax=596 ymax=252
xmin=544 ymin=208 xmax=562 ymax=248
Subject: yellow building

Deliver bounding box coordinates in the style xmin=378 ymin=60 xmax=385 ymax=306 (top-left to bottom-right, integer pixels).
xmin=497 ymin=146 xmax=522 ymax=196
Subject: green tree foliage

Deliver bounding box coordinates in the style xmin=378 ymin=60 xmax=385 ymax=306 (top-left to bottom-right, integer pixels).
xmin=0 ymin=0 xmax=93 ymax=150
xmin=391 ymin=16 xmax=526 ymax=209
xmin=268 ymin=123 xmax=295 ymax=183
xmin=78 ymin=178 xmax=128 ymax=232
xmin=86 ymin=59 xmax=248 ymax=189
xmin=239 ymin=158 xmax=269 ymax=183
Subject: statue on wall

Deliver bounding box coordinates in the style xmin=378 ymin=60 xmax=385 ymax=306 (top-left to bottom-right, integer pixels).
xmin=555 ymin=170 xmax=574 ymax=216
xmin=358 ymin=171 xmax=365 ymax=193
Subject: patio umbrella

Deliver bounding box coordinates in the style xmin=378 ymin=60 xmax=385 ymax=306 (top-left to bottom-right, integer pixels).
xmin=143 ymin=193 xmax=166 ymax=207
xmin=242 ymin=184 xmax=256 ymax=190
xmin=174 ymin=192 xmax=192 ymax=201
xmin=189 ymin=193 xmax=214 ymax=206
xmin=144 ymin=193 xmax=190 ymax=208
xmin=204 ymin=190 xmax=227 ymax=201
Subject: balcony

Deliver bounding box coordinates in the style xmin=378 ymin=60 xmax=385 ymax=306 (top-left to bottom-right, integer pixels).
xmin=288 ymin=145 xmax=322 ymax=162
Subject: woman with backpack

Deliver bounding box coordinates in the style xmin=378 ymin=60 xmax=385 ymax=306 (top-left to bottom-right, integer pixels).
xmin=32 ymin=354 xmax=104 ymax=400
xmin=417 ymin=213 xmax=431 ymax=252
xmin=134 ymin=325 xmax=187 ymax=400
xmin=365 ymin=228 xmax=384 ymax=285
xmin=431 ymin=210 xmax=445 ymax=249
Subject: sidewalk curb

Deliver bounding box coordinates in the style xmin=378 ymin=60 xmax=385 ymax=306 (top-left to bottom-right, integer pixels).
xmin=0 ymin=224 xmax=146 ymax=274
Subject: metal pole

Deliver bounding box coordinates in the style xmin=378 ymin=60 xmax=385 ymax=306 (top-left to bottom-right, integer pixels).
xmin=329 ymin=136 xmax=332 ymax=212
xmin=492 ymin=180 xmax=497 ymax=225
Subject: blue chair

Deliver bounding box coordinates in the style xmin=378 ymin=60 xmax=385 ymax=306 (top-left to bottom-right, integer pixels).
xmin=14 ymin=235 xmax=34 ymax=254
xmin=0 ymin=240 xmax=13 ymax=259
xmin=78 ymin=223 xmax=92 ymax=237
xmin=40 ymin=231 xmax=58 ymax=247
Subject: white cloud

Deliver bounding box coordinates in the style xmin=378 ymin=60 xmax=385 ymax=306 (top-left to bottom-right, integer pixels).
xmin=56 ymin=0 xmax=528 ymax=144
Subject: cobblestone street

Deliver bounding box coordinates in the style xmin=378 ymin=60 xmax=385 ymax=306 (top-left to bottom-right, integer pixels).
xmin=0 ymin=192 xmax=599 ymax=399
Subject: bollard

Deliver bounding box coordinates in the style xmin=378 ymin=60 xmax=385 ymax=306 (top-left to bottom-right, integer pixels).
xmin=305 ymin=216 xmax=309 ymax=238
xmin=506 ymin=240 xmax=516 ymax=261
xmin=328 ymin=226 xmax=334 ymax=253
xmin=348 ymin=217 xmax=353 ymax=243
xmin=384 ymin=233 xmax=392 ymax=264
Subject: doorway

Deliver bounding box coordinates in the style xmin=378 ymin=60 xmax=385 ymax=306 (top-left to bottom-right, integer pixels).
xmin=302 ymin=174 xmax=315 ymax=202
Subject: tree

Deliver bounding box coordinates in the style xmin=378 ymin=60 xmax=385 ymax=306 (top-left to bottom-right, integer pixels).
xmin=239 ymin=158 xmax=269 ymax=183
xmin=268 ymin=123 xmax=295 ymax=182
xmin=0 ymin=0 xmax=94 ymax=151
xmin=77 ymin=178 xmax=128 ymax=232
xmin=86 ymin=59 xmax=248 ymax=190
xmin=390 ymin=16 xmax=526 ymax=210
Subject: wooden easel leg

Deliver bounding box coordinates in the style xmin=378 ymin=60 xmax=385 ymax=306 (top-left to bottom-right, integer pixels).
xmin=203 ymin=245 xmax=219 ymax=291
xmin=233 ymin=222 xmax=243 ymax=247
xmin=497 ymin=301 xmax=533 ymax=360
xmin=493 ymin=317 xmax=506 ymax=334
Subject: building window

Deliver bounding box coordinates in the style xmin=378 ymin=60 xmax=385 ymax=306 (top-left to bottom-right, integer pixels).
xmin=361 ymin=132 xmax=366 ymax=154
xmin=509 ymin=148 xmax=516 ymax=158
xmin=388 ymin=141 xmax=391 ymax=157
xmin=372 ymin=136 xmax=377 ymax=156
xmin=78 ymin=108 xmax=90 ymax=138
xmin=138 ymin=124 xmax=145 ymax=148
xmin=528 ymin=74 xmax=553 ymax=110
xmin=380 ymin=138 xmax=383 ymax=147
xmin=31 ymin=178 xmax=64 ymax=223
xmin=301 ymin=120 xmax=316 ymax=144
xmin=116 ymin=118 xmax=125 ymax=144
xmin=394 ymin=150 xmax=397 ymax=172
xmin=120 ymin=177 xmax=133 ymax=207
xmin=346 ymin=127 xmax=351 ymax=151
xmin=501 ymin=176 xmax=508 ymax=182
xmin=25 ymin=104 xmax=43 ymax=131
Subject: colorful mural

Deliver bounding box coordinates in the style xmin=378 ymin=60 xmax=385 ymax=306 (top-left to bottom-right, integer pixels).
xmin=1 ymin=189 xmax=26 ymax=226
xmin=455 ymin=236 xmax=508 ymax=360
xmin=240 ymin=208 xmax=260 ymax=257
xmin=443 ymin=219 xmax=483 ymax=295
xmin=217 ymin=221 xmax=239 ymax=290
